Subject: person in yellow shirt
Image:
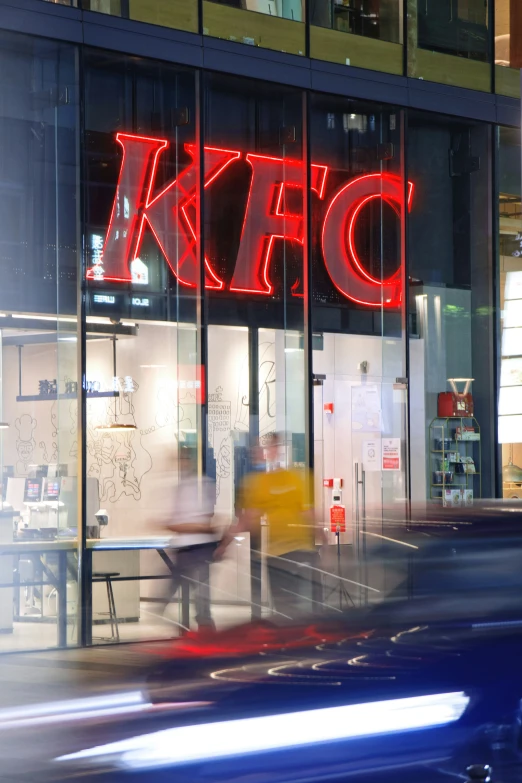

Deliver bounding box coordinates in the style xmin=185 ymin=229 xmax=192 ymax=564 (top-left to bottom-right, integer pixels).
xmin=219 ymin=432 xmax=323 ymax=620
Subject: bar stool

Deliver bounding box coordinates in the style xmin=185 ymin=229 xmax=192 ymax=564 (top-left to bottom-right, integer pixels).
xmin=93 ymin=572 xmax=120 ymax=642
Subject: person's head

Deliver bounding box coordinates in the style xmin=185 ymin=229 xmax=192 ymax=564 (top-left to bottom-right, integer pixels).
xmin=263 ymin=431 xmax=283 ymax=465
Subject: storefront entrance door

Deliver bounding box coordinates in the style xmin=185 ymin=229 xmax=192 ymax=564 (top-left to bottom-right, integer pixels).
xmin=313 ymin=334 xmax=409 ymax=608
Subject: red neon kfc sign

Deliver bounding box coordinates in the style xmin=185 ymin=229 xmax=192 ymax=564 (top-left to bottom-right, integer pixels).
xmin=88 ymin=133 xmax=414 ymax=308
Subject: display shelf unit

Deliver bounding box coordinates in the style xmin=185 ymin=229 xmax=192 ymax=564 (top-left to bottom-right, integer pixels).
xmin=429 ymin=416 xmax=481 ymax=503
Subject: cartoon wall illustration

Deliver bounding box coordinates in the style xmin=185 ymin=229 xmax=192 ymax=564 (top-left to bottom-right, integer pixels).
xmin=15 ymin=414 xmax=37 ymax=473
xmin=87 ymin=378 xmax=153 ymax=504
xmin=0 ymin=323 xmax=291 ymax=540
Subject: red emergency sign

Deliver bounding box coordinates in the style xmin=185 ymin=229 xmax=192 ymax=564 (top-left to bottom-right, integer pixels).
xmin=330 ymin=504 xmax=346 ymax=533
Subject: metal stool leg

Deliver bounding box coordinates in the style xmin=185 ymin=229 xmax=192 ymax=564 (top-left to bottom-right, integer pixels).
xmin=107 ymin=577 xmax=119 ymax=642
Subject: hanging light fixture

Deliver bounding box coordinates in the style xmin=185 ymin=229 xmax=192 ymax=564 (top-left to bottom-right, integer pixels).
xmin=95 ymin=422 xmax=137 ymax=433
xmin=94 ymin=333 xmax=137 ymax=433
xmin=503 ymin=444 xmax=522 ymax=484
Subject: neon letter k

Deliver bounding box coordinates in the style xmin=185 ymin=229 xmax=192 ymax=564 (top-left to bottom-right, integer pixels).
xmin=90 ymin=133 xmax=240 ymax=289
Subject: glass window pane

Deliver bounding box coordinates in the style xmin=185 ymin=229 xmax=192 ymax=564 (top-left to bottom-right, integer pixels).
xmin=408 ymin=0 xmax=492 ymax=91
xmin=0 ymin=30 xmax=80 ymax=651
xmin=498 ymin=126 xmax=522 ymax=493
xmin=204 ymin=74 xmax=311 ymax=622
xmin=203 ymin=1 xmax=306 ymax=55
xmin=83 ymin=0 xmax=199 ymax=33
xmin=83 ymin=50 xmax=201 ymax=643
xmin=310 ymin=95 xmax=408 ymax=606
xmin=310 ymin=0 xmax=404 ymax=74
xmin=408 ymin=113 xmax=494 ymax=507
xmin=495 ymin=0 xmax=521 ymax=98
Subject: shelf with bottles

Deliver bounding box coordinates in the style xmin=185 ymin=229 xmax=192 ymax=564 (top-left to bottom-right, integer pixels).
xmin=429 ymin=416 xmax=481 ymax=503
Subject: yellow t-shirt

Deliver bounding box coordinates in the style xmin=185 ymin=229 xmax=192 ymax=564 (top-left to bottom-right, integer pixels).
xmin=238 ymin=468 xmax=315 ymax=557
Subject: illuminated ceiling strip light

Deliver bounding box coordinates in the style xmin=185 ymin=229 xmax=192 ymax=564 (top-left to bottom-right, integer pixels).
xmin=11 ymin=315 xmax=77 ymax=323
xmin=57 ymin=691 xmax=469 ymax=771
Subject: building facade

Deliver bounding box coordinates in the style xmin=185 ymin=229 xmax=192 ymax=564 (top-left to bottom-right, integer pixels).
xmin=0 ymin=0 xmax=520 ymax=651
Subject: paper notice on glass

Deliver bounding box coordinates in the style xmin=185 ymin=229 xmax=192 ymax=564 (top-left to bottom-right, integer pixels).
xmin=382 ymin=438 xmax=401 ymax=471
xmin=351 ymin=385 xmax=381 ymax=432
xmin=363 ymin=440 xmax=380 ymax=471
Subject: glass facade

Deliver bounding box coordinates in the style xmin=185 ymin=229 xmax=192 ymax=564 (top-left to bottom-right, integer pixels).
xmin=41 ymin=0 xmax=520 ymax=95
xmin=0 ymin=31 xmax=80 ymax=648
xmin=0 ymin=22 xmax=516 ymax=650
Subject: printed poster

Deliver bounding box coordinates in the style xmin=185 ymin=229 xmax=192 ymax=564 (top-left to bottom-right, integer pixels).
xmin=382 ymin=438 xmax=401 ymax=471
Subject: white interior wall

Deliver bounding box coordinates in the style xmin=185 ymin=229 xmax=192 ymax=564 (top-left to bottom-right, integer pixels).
xmin=2 ymin=339 xmax=77 ymax=481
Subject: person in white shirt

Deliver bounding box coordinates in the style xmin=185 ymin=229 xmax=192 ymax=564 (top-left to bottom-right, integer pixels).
xmin=155 ymin=446 xmax=218 ymax=631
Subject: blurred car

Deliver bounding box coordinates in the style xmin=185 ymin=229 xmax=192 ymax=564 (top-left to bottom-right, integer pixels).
xmin=6 ymin=501 xmax=522 ymax=783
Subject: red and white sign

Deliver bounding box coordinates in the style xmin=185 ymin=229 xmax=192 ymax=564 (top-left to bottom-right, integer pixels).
xmin=382 ymin=438 xmax=401 ymax=471
xmin=88 ymin=133 xmax=415 ymax=309
xmin=330 ymin=504 xmax=346 ymax=533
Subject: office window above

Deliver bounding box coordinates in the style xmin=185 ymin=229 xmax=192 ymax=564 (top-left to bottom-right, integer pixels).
xmin=416 ymin=0 xmax=490 ymax=61
xmin=309 ymin=1 xmax=403 ymax=74
xmin=410 ymin=0 xmax=491 ymax=91
xmin=207 ymin=0 xmax=304 ymax=22
xmin=310 ymin=0 xmax=401 ymax=44
xmin=203 ymin=0 xmax=306 ymax=55
xmin=82 ymin=0 xmax=199 ymax=33
xmin=495 ymin=0 xmax=521 ymax=97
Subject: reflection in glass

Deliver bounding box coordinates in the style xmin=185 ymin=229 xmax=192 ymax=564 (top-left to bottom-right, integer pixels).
xmin=408 ymin=114 xmax=494 ymax=504
xmin=409 ymin=0 xmax=491 ymax=90
xmin=0 ymin=30 xmax=79 ymax=650
xmin=83 ymin=51 xmax=202 ymax=643
xmin=309 ymin=0 xmax=403 ymax=73
xmin=310 ymin=96 xmax=408 ymax=604
xmin=208 ymin=0 xmax=304 ymax=21
xmin=495 ymin=0 xmax=521 ymax=96
xmin=83 ymin=0 xmax=199 ymax=33
xmin=204 ymin=73 xmax=308 ymax=620
xmin=203 ymin=1 xmax=306 ymax=56
xmin=498 ymin=127 xmax=522 ymax=493
xmin=310 ymin=0 xmax=401 ymax=43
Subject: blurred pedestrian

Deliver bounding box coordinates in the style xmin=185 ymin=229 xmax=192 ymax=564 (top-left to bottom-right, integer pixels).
xmin=156 ymin=446 xmax=219 ymax=631
xmin=219 ymin=433 xmax=323 ymax=620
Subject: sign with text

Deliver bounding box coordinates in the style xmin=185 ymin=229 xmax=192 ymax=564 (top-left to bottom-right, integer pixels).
xmin=87 ymin=133 xmax=414 ymax=309
xmin=351 ymin=385 xmax=382 ymax=432
xmin=362 ymin=440 xmax=380 ymax=471
xmin=330 ymin=504 xmax=346 ymax=533
xmin=382 ymin=438 xmax=401 ymax=471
